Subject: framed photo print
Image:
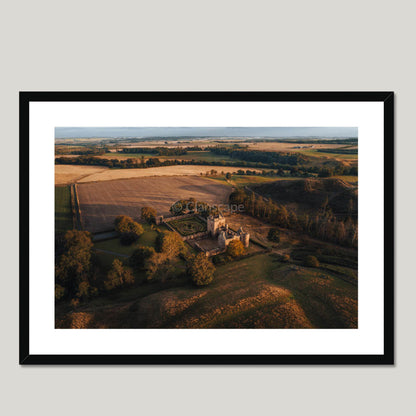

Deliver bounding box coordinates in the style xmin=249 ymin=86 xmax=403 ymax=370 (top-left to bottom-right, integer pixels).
xmin=20 ymin=91 xmax=394 ymax=364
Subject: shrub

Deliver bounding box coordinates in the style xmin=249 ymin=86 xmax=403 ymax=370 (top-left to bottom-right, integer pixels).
xmin=305 ymin=255 xmax=320 ymax=268
xmin=267 ymin=228 xmax=280 ymax=243
xmin=226 ymin=240 xmax=245 ymax=258
xmin=187 ymin=253 xmax=216 ymax=286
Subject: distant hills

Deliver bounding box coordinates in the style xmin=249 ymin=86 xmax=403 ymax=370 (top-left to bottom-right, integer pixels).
xmin=55 ymin=126 xmax=358 ymax=140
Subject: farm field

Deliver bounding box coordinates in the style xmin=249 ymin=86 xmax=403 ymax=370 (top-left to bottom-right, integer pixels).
xmin=55 ymin=164 xmax=263 ymax=184
xmin=98 ymin=150 xmax=235 ymax=163
xmin=55 ymin=131 xmax=358 ymax=330
xmin=296 ymin=148 xmax=358 ymax=160
xmin=55 ymin=185 xmax=72 ymax=232
xmin=208 ymin=174 xmax=300 ymax=188
xmin=73 ymin=165 xmax=262 ymax=183
xmin=77 ymin=176 xmax=232 ymax=233
xmin=246 ymin=142 xmax=347 ymax=152
xmin=55 ymin=165 xmax=109 ymax=185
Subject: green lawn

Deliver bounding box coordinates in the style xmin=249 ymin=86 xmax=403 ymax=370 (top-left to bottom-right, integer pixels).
xmin=55 ymin=185 xmax=73 ymax=233
xmin=208 ymin=175 xmax=301 ymax=188
xmin=297 ymin=148 xmax=358 ymax=160
xmin=94 ymin=223 xmax=168 ymax=256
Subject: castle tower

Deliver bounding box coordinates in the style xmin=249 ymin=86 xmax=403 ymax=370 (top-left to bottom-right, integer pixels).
xmin=207 ymin=214 xmax=226 ymax=237
xmin=240 ymin=232 xmax=250 ymax=248
xmin=218 ymin=230 xmax=227 ymax=248
xmin=238 ymin=227 xmax=250 ymax=248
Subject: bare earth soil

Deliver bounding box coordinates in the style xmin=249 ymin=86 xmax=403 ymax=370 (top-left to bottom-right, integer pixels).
xmin=77 ymin=176 xmax=232 ymax=233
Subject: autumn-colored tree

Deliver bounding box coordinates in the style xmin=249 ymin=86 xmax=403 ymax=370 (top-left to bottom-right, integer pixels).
xmin=145 ymin=232 xmax=188 ymax=281
xmin=141 ymin=206 xmax=157 ymax=223
xmin=226 ymin=240 xmax=245 ymax=258
xmin=104 ymin=259 xmax=134 ymax=290
xmin=55 ymin=230 xmax=93 ymax=298
xmin=305 ymin=255 xmax=320 ymax=268
xmin=155 ymin=231 xmax=186 ymax=259
xmin=187 ymin=253 xmax=216 ymax=286
xmin=114 ymin=215 xmax=144 ymax=237
xmin=76 ymin=280 xmax=91 ymax=299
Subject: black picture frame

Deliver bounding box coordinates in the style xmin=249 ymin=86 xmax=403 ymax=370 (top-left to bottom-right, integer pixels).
xmin=19 ymin=91 xmax=394 ymax=365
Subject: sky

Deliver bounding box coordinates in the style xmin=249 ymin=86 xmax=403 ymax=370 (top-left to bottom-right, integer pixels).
xmin=55 ymin=127 xmax=358 ymax=139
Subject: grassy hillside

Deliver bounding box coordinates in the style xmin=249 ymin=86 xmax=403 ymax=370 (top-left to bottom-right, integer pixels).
xmin=56 ymin=251 xmax=357 ymax=329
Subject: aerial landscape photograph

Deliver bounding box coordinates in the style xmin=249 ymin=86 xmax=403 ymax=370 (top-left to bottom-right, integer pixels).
xmin=55 ymin=126 xmax=358 ymax=329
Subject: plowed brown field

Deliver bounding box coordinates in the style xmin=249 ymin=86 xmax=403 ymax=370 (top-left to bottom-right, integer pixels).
xmin=77 ymin=176 xmax=232 ymax=233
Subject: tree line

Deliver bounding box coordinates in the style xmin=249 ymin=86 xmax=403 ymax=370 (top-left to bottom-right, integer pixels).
xmin=120 ymin=147 xmax=188 ymax=156
xmin=208 ymin=146 xmax=307 ymax=165
xmin=55 ymin=154 xmax=357 ymax=177
xmin=230 ymin=188 xmax=358 ymax=248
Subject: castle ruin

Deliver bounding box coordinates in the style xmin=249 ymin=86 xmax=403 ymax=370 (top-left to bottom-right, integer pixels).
xmin=207 ymin=213 xmax=250 ymax=249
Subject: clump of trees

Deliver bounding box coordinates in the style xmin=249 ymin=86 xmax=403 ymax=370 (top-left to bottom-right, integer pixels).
xmin=55 ymin=230 xmax=138 ymax=304
xmin=141 ymin=207 xmax=157 ymax=223
xmin=226 ymin=240 xmax=246 ymax=258
xmin=55 ymin=230 xmax=97 ymax=302
xmin=145 ymin=231 xmax=188 ymax=281
xmin=208 ymin=146 xmax=307 ymax=166
xmin=114 ymin=215 xmax=144 ymax=245
xmin=187 ymin=253 xmax=216 ymax=286
xmin=104 ymin=259 xmax=135 ymax=290
xmin=230 ymin=188 xmax=357 ymax=248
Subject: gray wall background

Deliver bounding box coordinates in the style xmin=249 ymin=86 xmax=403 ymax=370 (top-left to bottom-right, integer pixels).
xmin=1 ymin=1 xmax=413 ymax=415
